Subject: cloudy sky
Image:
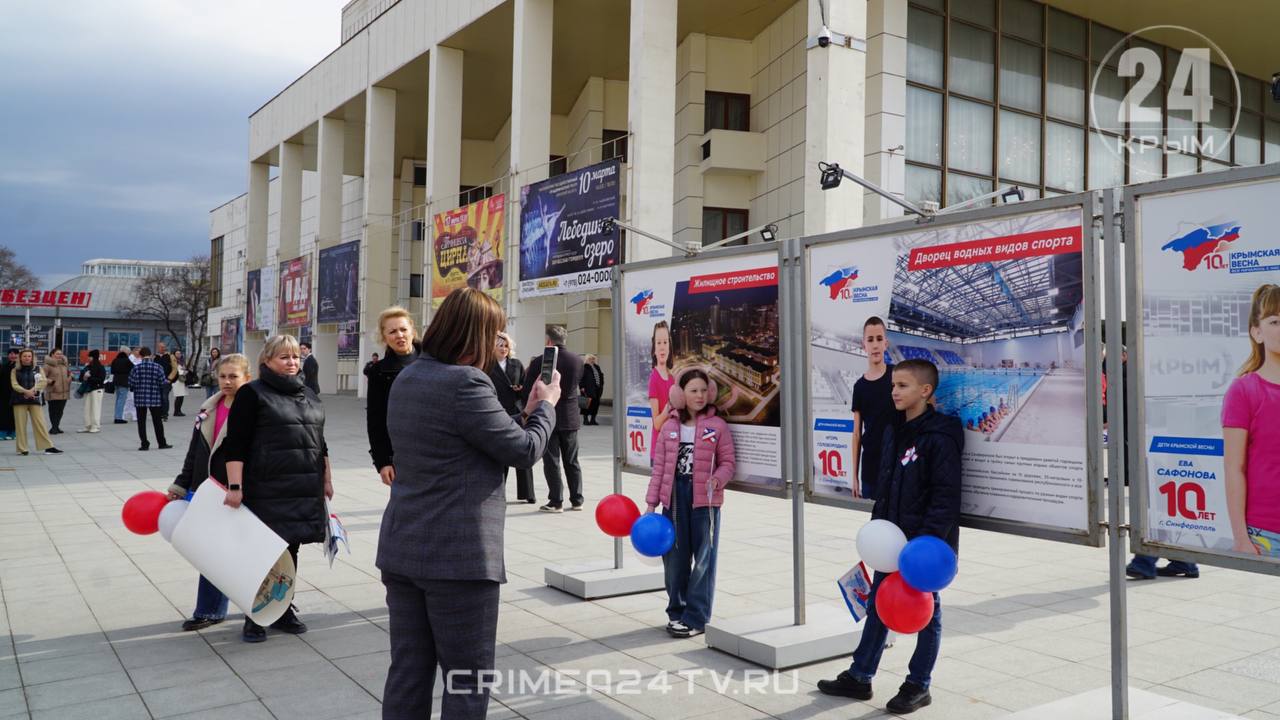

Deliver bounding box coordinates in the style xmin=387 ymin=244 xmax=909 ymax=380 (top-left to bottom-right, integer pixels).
xmin=0 ymin=1 xmax=348 ymax=286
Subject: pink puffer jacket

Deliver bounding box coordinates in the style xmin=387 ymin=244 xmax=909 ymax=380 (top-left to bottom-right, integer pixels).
xmin=645 ymin=406 xmax=736 ymax=509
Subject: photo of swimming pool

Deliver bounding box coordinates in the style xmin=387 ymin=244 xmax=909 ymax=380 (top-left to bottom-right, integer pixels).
xmin=936 ymin=368 xmax=1045 ymax=428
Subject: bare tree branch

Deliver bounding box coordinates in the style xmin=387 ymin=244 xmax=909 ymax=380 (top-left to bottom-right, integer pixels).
xmin=0 ymin=246 xmax=38 ymax=288
xmin=117 ymin=256 xmax=210 ymax=370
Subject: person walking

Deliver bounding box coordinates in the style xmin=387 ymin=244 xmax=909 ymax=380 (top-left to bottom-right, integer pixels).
xmin=10 ymin=349 xmax=62 ymax=456
xmin=111 ymin=347 xmax=133 ymax=423
xmin=171 ymin=350 xmax=188 ymax=416
xmin=129 ymin=347 xmax=171 ymax=451
xmin=488 ymin=331 xmax=535 ymax=503
xmin=366 ymin=307 xmax=419 ymax=487
xmin=301 ymin=342 xmax=321 ymax=395
xmin=222 ymin=334 xmax=331 ymax=643
xmin=525 ymin=325 xmax=585 ymax=512
xmin=201 ymin=348 xmax=221 ymax=399
xmin=580 ymin=354 xmax=605 ymax=425
xmin=78 ymin=349 xmax=106 ymax=433
xmin=0 ymin=349 xmax=17 ymax=441
xmin=41 ymin=348 xmax=71 ymax=435
xmin=156 ymin=341 xmax=176 ymax=420
xmin=379 ymin=287 xmax=558 ymax=719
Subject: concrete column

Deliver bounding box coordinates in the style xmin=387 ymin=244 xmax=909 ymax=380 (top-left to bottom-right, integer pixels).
xmin=278 ymin=141 xmax=304 ymax=261
xmin=313 ymin=117 xmax=345 ymax=394
xmin=803 ymin=0 xmax=868 ymax=234
xmin=358 ymin=86 xmax=396 ymax=398
xmin=864 ymin=0 xmax=907 ymax=223
xmin=245 ymin=161 xmax=270 ymax=362
xmin=627 ymin=0 xmax=677 ymax=261
xmin=426 ymin=46 xmax=464 ymax=215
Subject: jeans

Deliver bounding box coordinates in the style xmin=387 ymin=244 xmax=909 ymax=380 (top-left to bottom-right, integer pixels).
xmin=204 ymin=385 xmax=217 ymax=399
xmin=542 ymin=430 xmax=583 ymax=507
xmin=136 ymin=406 xmax=167 ymax=447
xmin=193 ymin=575 xmax=229 ymax=620
xmin=114 ymin=387 xmax=130 ymax=420
xmin=661 ymin=475 xmax=721 ymax=631
xmin=848 ymin=571 xmax=943 ymax=689
xmin=160 ymin=385 xmax=171 ymax=419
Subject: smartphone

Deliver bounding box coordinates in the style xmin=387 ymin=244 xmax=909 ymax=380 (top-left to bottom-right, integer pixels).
xmin=540 ymin=346 xmax=558 ymax=385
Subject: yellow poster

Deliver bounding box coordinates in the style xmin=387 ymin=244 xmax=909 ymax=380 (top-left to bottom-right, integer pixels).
xmin=431 ymin=194 xmax=506 ymax=309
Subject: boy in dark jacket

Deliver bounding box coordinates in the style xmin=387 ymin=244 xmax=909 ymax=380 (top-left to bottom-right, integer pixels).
xmin=818 ymin=358 xmax=963 ymax=715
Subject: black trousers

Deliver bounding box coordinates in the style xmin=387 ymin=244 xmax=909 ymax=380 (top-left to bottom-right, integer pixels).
xmin=543 ymin=429 xmax=583 ymax=508
xmin=507 ymin=465 xmax=535 ymax=501
xmin=136 ymin=406 xmax=167 ymax=447
xmin=160 ymin=385 xmax=171 ymax=419
xmin=382 ymin=572 xmax=499 ymax=720
xmin=47 ymin=400 xmax=66 ymax=431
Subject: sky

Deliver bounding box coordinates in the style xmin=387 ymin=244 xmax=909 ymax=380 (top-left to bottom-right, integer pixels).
xmin=0 ymin=1 xmax=349 ymax=286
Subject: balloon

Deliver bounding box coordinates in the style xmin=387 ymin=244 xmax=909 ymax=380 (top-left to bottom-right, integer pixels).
xmin=157 ymin=499 xmax=190 ymax=542
xmin=875 ymin=573 xmax=935 ymax=634
xmin=856 ymin=519 xmax=908 ymax=573
xmin=630 ymin=513 xmax=676 ymax=557
xmin=595 ymin=494 xmax=641 ymax=537
xmin=122 ymin=491 xmax=169 ymax=535
xmin=898 ymin=535 xmax=958 ymax=593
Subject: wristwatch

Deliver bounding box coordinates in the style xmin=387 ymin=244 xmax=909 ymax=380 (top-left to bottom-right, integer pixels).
xmin=228 ymin=483 xmax=241 ymax=491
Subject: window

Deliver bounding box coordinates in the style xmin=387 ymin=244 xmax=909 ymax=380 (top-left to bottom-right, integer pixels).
xmin=602 ymin=130 xmax=628 ymax=163
xmin=107 ymin=332 xmax=142 ymax=352
xmin=413 ymin=165 xmax=426 ymax=186
xmin=458 ymin=185 xmax=494 ymax=207
xmin=704 ymin=92 xmax=751 ymax=132
xmin=61 ymin=330 xmax=89 ymax=366
xmin=209 ymin=236 xmax=224 ymax=308
xmin=702 ymin=208 xmax=749 ymax=247
xmin=410 ymin=274 xmax=424 ymax=298
xmin=549 ymin=155 xmax=567 ymax=177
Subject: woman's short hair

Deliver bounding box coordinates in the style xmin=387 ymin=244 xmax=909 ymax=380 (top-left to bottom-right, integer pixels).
xmin=496 ymin=330 xmax=516 ymax=357
xmin=119 ymin=346 xmax=132 ymax=355
xmin=422 ymin=288 xmax=506 ymax=370
xmin=216 ymin=353 xmax=251 ymax=376
xmin=259 ymin=335 xmax=301 ymax=367
xmin=377 ymin=306 xmax=418 ymax=343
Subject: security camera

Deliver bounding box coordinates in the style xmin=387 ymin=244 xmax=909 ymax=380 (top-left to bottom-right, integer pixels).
xmin=818 ymin=26 xmax=832 ymax=48
xmin=602 ymin=217 xmax=616 ymax=234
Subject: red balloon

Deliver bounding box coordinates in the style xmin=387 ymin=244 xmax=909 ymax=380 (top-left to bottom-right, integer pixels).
xmin=122 ymin=491 xmax=169 ymax=535
xmin=595 ymin=494 xmax=641 ymax=537
xmin=875 ymin=572 xmax=935 ymax=634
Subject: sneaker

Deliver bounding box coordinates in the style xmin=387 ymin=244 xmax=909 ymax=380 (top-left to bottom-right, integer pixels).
xmin=568 ymin=504 xmax=584 ymax=511
xmin=77 ymin=429 xmax=91 ymax=433
xmin=88 ymin=429 xmax=100 ymax=433
xmin=1125 ymin=564 xmax=1156 ymax=580
xmin=43 ymin=448 xmax=62 ymax=455
xmin=1156 ymin=564 xmax=1199 ymax=578
xmin=18 ymin=451 xmax=28 ymax=456
xmin=114 ymin=419 xmax=128 ymax=424
xmin=181 ymin=617 xmax=224 ymax=632
xmin=671 ymin=625 xmax=703 ymax=638
xmin=538 ymin=504 xmax=563 ymax=513
xmin=885 ymin=681 xmax=931 ymax=714
xmin=666 ymin=620 xmax=691 ymax=636
xmin=270 ymin=605 xmax=307 ymax=634
xmin=242 ymin=618 xmax=267 ymax=643
xmin=816 ymin=671 xmax=873 ymax=700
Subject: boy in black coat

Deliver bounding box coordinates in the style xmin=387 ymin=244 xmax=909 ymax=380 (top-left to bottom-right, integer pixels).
xmin=819 ymin=358 xmax=963 ymax=715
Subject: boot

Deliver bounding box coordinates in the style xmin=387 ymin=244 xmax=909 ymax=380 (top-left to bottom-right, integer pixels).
xmin=270 ymin=604 xmax=308 ymax=634
xmin=242 ymin=618 xmax=266 ymax=643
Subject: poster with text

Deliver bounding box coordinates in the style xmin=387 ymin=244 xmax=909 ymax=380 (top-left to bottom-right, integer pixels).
xmin=621 ymin=252 xmax=782 ymax=491
xmin=245 ymin=269 xmax=262 ymax=332
xmin=432 ymin=194 xmax=505 ymax=309
xmin=317 ymin=240 xmax=360 ymax=324
xmin=278 ymin=256 xmax=311 ymax=328
xmin=1136 ymin=176 xmax=1280 ymax=562
xmin=258 ymin=269 xmax=275 ymax=332
xmin=807 ymin=207 xmax=1091 ymax=532
xmin=337 ymin=321 xmax=361 ymax=360
xmin=519 ymin=159 xmax=621 ymax=297
xmin=220 ymin=317 xmax=242 ymax=355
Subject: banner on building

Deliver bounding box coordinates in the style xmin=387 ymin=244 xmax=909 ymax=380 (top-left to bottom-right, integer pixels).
xmin=431 ymin=194 xmax=506 ymax=309
xmin=317 ymin=241 xmax=360 ymax=324
xmin=258 ymin=270 xmax=275 ymax=332
xmin=519 ymin=159 xmax=622 ymax=298
xmin=220 ymin=317 xmax=242 ymax=355
xmin=337 ymin=321 xmax=361 ymax=360
xmin=805 ymin=207 xmax=1092 ymax=533
xmin=245 ymin=269 xmax=262 ymax=332
xmin=620 ymin=252 xmax=782 ymax=491
xmin=0 ymin=289 xmax=91 ymax=309
xmin=277 ymin=256 xmax=311 ymax=328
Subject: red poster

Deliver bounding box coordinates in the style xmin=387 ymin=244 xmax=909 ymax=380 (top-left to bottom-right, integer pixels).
xmin=278 ymin=256 xmax=311 ymax=328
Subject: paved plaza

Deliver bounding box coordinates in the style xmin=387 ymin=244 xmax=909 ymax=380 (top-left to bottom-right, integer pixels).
xmin=3 ymin=394 xmax=1280 ymax=719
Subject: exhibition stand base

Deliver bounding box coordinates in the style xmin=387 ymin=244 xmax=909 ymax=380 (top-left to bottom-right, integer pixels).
xmin=544 ymin=559 xmax=665 ymax=600
xmin=1001 ymin=687 xmax=1241 ymax=719
xmin=705 ymin=603 xmax=859 ymax=670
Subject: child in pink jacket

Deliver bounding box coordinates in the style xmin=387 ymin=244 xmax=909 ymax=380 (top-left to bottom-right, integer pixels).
xmin=645 ymin=368 xmax=735 ymax=638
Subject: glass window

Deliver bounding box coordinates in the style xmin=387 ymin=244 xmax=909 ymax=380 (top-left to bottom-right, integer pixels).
xmin=704 ymin=92 xmax=751 ymax=132
xmin=1001 ymin=0 xmax=1042 ymax=42
xmin=1235 ymin=115 xmax=1262 ymax=166
xmin=906 ymin=88 xmax=943 ymax=165
xmin=907 ymin=8 xmax=944 ymax=87
xmin=1266 ymin=119 xmax=1280 ymax=163
xmin=1088 ymin=132 xmax=1123 ymax=190
xmin=1239 ymin=76 xmax=1262 ymax=113
xmin=62 ymin=330 xmax=89 ymax=366
xmin=1202 ymin=158 xmax=1231 ymax=174
xmin=1045 ymin=122 xmax=1083 ymax=191
xmin=948 ymin=98 xmax=993 ymax=175
xmin=906 ymin=165 xmax=941 ymax=205
xmin=1048 ymin=9 xmax=1085 ymax=56
xmin=1129 ymin=72 xmax=1164 ymax=138
xmin=1091 ymin=63 xmax=1125 ymax=135
xmin=602 ymin=129 xmax=628 ymax=163
xmin=1128 ymin=142 xmax=1163 ymax=184
xmin=107 ymin=332 xmax=142 ymax=351
xmin=946 ymin=173 xmax=993 ymax=208
xmin=951 ymin=0 xmax=993 ymax=27
xmin=1047 ymin=53 xmax=1085 ymax=123
xmin=999 ymin=110 xmax=1040 ymax=184
xmin=1090 ymin=24 xmax=1125 ymax=68
xmin=912 ymin=0 xmax=943 ymax=9
xmin=1210 ymin=64 xmax=1232 ymax=107
xmin=1167 ymin=107 xmax=1196 ymax=154
xmin=949 ymin=22 xmax=994 ymax=100
xmin=410 ymin=274 xmax=424 ymax=298
xmin=1168 ymin=152 xmax=1197 ymax=177
xmin=1000 ymin=38 xmax=1041 ymax=113
xmin=702 ymin=208 xmax=749 ymax=247
xmin=1203 ymin=102 xmax=1232 ymax=161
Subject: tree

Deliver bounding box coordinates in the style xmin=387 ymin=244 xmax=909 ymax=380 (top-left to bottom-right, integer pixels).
xmin=0 ymin=245 xmax=38 ymax=288
xmin=117 ymin=255 xmax=211 ymax=371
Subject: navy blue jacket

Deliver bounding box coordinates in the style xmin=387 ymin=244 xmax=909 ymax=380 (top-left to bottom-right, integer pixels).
xmin=871 ymin=407 xmax=965 ymax=552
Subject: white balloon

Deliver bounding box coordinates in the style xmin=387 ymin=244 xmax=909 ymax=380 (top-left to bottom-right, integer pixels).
xmin=157 ymin=499 xmax=190 ymax=542
xmin=856 ymin=519 xmax=908 ymax=573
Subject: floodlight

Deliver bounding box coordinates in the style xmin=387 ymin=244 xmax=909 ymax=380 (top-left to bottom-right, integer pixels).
xmin=759 ymin=224 xmax=778 ymax=243
xmin=819 ymin=162 xmax=843 ymax=190
xmin=1000 ymin=186 xmax=1025 ymax=204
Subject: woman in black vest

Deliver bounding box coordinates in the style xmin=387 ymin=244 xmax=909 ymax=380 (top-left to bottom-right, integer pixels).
xmin=222 ymin=334 xmax=331 ymax=643
xmin=10 ymin=348 xmax=61 ymax=455
xmin=487 ymin=331 xmax=535 ymax=502
xmin=366 ymin=306 xmax=419 ymax=487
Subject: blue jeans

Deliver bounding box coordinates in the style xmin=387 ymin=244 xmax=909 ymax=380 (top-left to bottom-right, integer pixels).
xmin=113 ymin=388 xmax=129 ymax=420
xmin=193 ymin=575 xmax=229 ymax=620
xmin=1129 ymin=555 xmax=1198 ymax=576
xmin=662 ymin=475 xmax=720 ymax=630
xmin=204 ymin=386 xmax=217 ymax=399
xmin=848 ymin=572 xmax=943 ymax=688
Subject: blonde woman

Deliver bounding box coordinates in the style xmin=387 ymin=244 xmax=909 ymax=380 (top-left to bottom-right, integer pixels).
xmin=10 ymin=349 xmax=61 ymax=455
xmin=366 ymin=306 xmax=419 ymax=486
xmin=488 ymin=331 xmax=534 ymax=502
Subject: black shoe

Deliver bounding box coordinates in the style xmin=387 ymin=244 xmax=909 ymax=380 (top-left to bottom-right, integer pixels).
xmin=242 ymin=618 xmax=267 ymax=643
xmin=139 ymin=444 xmax=149 ymax=451
xmin=49 ymin=428 xmax=61 ymax=435
xmin=158 ymin=444 xmax=173 ymax=449
xmin=885 ymin=681 xmax=931 ymax=714
xmin=182 ymin=617 xmax=223 ymax=631
xmin=174 ymin=412 xmax=185 ymax=417
xmin=43 ymin=448 xmax=62 ymax=455
xmin=1156 ymin=564 xmax=1199 ymax=578
xmin=270 ymin=605 xmax=307 ymax=634
xmin=526 ymin=499 xmax=537 ymax=504
xmin=1125 ymin=565 xmax=1156 ymax=580
xmin=817 ymin=671 xmax=873 ymax=700
xmin=114 ymin=419 xmax=128 ymax=424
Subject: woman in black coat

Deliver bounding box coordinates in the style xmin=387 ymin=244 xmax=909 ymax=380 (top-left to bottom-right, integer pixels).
xmin=366 ymin=306 xmax=419 ymax=486
xmin=222 ymin=335 xmax=330 ymax=643
xmin=488 ymin=331 xmax=535 ymax=502
xmin=110 ymin=347 xmax=135 ymax=423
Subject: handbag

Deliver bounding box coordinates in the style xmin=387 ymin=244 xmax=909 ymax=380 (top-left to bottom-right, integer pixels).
xmin=577 ymin=395 xmax=590 ymax=412
xmin=74 ymin=380 xmax=90 ymax=399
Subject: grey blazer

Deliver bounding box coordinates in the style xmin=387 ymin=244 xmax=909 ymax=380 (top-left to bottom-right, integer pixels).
xmin=377 ymin=355 xmax=556 ymax=583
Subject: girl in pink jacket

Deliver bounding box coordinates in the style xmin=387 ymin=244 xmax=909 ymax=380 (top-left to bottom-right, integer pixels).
xmin=645 ymin=368 xmax=735 ymax=638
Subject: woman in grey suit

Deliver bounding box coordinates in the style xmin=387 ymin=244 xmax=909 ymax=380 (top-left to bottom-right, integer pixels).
xmin=379 ymin=287 xmax=560 ymax=720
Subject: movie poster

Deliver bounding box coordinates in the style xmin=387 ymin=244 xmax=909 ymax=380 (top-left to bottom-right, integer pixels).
xmin=807 ymin=207 xmax=1091 ymax=532
xmin=258 ymin=269 xmax=275 ymax=333
xmin=278 ymin=256 xmax=311 ymax=328
xmin=220 ymin=317 xmax=242 ymax=355
xmin=245 ymin=269 xmax=262 ymax=332
xmin=519 ymin=159 xmax=622 ymax=297
xmin=431 ymin=195 xmax=505 ymax=309
xmin=317 ymin=241 xmax=360 ymax=324
xmin=1135 ymin=176 xmax=1280 ymax=561
xmin=337 ymin=321 xmax=360 ymax=360
xmin=621 ymin=252 xmax=782 ymax=491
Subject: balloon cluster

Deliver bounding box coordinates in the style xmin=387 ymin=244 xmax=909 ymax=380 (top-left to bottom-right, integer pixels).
xmin=854 ymin=519 xmax=958 ymax=633
xmin=595 ymin=494 xmax=675 ymax=558
xmin=122 ymin=490 xmax=189 ymax=542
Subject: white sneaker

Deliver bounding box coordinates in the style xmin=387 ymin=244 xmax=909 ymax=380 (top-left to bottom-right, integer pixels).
xmin=667 ymin=621 xmax=690 ymax=636
xmin=538 ymin=504 xmax=563 ymax=513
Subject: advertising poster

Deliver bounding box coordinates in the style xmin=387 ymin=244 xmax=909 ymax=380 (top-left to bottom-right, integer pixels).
xmin=807 ymin=207 xmax=1091 ymax=531
xmin=337 ymin=321 xmax=361 ymax=360
xmin=431 ymin=194 xmax=505 ymax=309
xmin=220 ymin=317 xmax=242 ymax=355
xmin=317 ymin=240 xmax=360 ymax=324
xmin=621 ymin=252 xmax=782 ymax=490
xmin=519 ymin=159 xmax=622 ymax=297
xmin=1136 ymin=177 xmax=1280 ymax=561
xmin=245 ymin=269 xmax=262 ymax=332
xmin=278 ymin=256 xmax=311 ymax=328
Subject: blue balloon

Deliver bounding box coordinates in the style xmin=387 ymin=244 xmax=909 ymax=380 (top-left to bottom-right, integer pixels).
xmin=898 ymin=536 xmax=957 ymax=592
xmin=630 ymin=513 xmax=676 ymax=557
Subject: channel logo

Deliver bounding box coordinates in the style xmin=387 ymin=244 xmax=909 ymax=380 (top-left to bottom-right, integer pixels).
xmin=630 ymin=289 xmax=654 ymax=315
xmin=818 ymin=266 xmax=859 ymax=299
xmin=1161 ymin=222 xmax=1241 ymax=272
